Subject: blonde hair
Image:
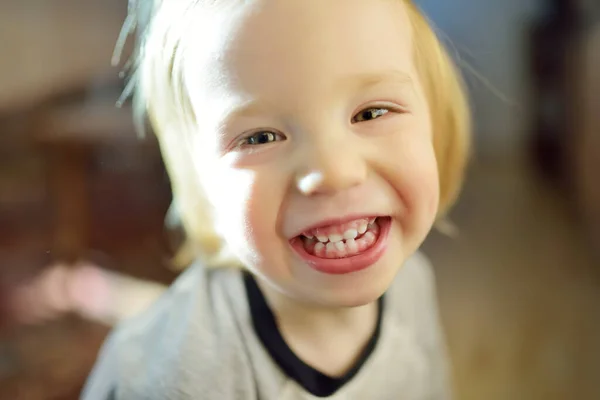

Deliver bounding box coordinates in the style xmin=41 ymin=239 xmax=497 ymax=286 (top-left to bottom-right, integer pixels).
xmin=118 ymin=0 xmax=471 ymax=269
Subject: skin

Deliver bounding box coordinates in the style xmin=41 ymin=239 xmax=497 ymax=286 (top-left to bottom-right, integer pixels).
xmin=183 ymin=0 xmax=439 ymax=375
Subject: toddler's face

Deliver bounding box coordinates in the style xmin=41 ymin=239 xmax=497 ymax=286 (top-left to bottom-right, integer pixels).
xmin=185 ymin=0 xmax=439 ymax=306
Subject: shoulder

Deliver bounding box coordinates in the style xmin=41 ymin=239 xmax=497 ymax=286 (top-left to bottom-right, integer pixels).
xmin=82 ymin=264 xmax=248 ymax=399
xmin=81 ymin=265 xmax=203 ymax=398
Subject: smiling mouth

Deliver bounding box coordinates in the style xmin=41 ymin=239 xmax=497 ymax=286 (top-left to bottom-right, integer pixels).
xmin=289 ymin=216 xmax=392 ymax=275
xmin=300 ymin=217 xmax=382 ymax=259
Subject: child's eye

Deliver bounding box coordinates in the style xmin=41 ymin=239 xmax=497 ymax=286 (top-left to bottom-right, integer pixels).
xmin=352 ymin=107 xmax=389 ymax=123
xmin=241 ymin=131 xmax=284 ymax=146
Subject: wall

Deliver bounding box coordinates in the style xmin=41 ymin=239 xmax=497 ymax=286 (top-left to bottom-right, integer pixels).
xmin=417 ymin=0 xmax=543 ymax=158
xmin=0 ymin=0 xmax=126 ymax=112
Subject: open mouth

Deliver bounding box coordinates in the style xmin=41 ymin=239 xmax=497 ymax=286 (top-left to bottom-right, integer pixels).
xmin=289 ymin=216 xmax=392 ymax=275
xmin=301 ymin=217 xmax=380 ymax=258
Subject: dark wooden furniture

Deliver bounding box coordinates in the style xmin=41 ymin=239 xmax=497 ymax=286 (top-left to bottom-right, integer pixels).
xmin=0 ymin=84 xmax=174 ymax=399
xmin=529 ymin=0 xmax=600 ymax=258
xmin=573 ymin=21 xmax=600 ymax=257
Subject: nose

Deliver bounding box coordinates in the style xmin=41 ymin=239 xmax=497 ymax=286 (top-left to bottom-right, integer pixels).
xmin=295 ymin=135 xmax=368 ymax=196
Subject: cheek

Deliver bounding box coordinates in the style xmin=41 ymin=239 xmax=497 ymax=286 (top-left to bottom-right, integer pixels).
xmin=382 ymin=134 xmax=439 ymax=224
xmin=418 ymin=152 xmax=440 ymax=220
xmin=407 ymin=142 xmax=439 ymax=214
xmin=195 ymin=161 xmax=251 ymax=238
xmin=199 ymin=164 xmax=281 ymax=260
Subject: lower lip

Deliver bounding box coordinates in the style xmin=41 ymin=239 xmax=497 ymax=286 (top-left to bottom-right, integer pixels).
xmin=289 ymin=217 xmax=392 ymax=275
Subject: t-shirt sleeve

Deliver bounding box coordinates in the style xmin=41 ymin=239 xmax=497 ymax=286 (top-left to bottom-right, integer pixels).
xmin=80 ymin=333 xmax=120 ymax=400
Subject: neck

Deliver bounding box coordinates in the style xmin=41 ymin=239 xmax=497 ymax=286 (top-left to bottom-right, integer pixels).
xmin=256 ymin=279 xmax=380 ymax=377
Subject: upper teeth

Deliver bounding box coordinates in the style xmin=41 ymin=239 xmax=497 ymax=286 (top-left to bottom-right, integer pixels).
xmin=327 ymin=234 xmax=343 ymax=242
xmin=343 ymin=229 xmax=358 ymax=240
xmin=314 ymin=227 xmax=361 ymax=243
xmin=358 ymin=221 xmax=368 ymax=235
xmin=303 ymin=218 xmax=379 ymax=242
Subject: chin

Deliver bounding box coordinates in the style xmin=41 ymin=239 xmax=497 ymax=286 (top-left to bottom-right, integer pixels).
xmin=306 ymin=259 xmax=401 ymax=308
xmin=310 ymin=281 xmax=388 ymax=308
xmin=326 ymin=290 xmax=385 ymax=308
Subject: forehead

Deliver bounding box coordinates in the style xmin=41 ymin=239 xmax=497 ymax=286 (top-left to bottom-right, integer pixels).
xmin=183 ymin=0 xmax=415 ymax=113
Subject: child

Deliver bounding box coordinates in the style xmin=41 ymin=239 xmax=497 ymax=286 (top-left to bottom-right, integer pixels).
xmin=83 ymin=0 xmax=470 ymax=398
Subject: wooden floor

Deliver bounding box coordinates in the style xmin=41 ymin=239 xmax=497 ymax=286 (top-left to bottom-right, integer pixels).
xmin=424 ymin=158 xmax=600 ymax=400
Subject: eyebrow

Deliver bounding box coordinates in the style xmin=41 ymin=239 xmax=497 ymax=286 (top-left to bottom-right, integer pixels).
xmin=216 ymin=99 xmax=271 ymax=134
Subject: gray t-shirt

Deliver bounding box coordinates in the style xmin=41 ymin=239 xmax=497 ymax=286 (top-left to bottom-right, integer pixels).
xmin=82 ymin=252 xmax=452 ymax=399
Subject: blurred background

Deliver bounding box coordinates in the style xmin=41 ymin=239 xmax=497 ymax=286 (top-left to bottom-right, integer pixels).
xmin=0 ymin=0 xmax=598 ymax=399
